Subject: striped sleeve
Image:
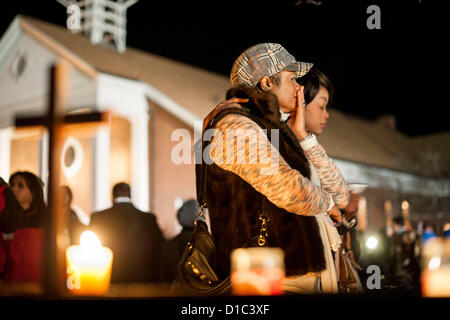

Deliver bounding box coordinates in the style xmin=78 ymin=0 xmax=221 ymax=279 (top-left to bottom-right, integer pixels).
xmin=207 ymin=114 xmax=333 ymax=216
xmin=300 ymin=134 xmax=350 ymax=209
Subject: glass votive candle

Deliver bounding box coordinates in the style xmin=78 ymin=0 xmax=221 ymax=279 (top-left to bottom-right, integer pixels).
xmin=231 ymin=247 xmax=285 ymax=296
xmin=66 ymin=231 xmax=113 ymax=296
xmin=421 ymin=237 xmax=450 ymax=297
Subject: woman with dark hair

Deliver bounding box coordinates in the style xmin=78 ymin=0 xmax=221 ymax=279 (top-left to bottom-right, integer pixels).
xmin=0 ymin=171 xmax=46 ymax=283
xmin=296 ymin=67 xmax=334 ymax=136
xmin=299 ymin=68 xmax=364 ymax=292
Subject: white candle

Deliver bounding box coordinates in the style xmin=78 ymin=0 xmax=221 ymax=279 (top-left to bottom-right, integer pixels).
xmin=66 ymin=231 xmax=113 ymax=295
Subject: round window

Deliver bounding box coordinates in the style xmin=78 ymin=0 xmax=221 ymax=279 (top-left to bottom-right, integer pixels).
xmin=11 ymin=52 xmax=29 ymax=81
xmin=64 ymin=146 xmax=76 ymax=168
xmin=61 ymin=137 xmax=84 ymax=179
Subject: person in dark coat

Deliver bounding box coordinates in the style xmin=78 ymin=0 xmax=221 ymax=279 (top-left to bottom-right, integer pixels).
xmin=174 ymin=199 xmax=197 ymax=255
xmin=0 ymin=171 xmax=46 ymax=283
xmin=161 ymin=199 xmax=197 ymax=282
xmin=89 ymin=182 xmax=164 ymax=283
xmin=387 ymin=215 xmax=419 ymax=291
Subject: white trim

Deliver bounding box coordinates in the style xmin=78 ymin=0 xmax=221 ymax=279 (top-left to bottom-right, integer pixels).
xmin=39 ymin=130 xmax=49 ymax=203
xmin=130 ymin=114 xmax=149 ymax=211
xmin=334 ymin=158 xmax=450 ymax=197
xmin=93 ymin=125 xmax=110 ymax=211
xmin=114 ymin=196 xmax=131 ymax=203
xmin=144 ymin=83 xmax=202 ymax=134
xmin=97 ymin=74 xmax=203 ymax=132
xmin=0 ymin=127 xmax=12 ymax=180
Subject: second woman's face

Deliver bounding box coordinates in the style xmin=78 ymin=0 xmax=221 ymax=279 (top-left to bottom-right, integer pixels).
xmin=305 ymin=86 xmax=330 ymax=135
xmin=10 ymin=176 xmax=33 ymax=210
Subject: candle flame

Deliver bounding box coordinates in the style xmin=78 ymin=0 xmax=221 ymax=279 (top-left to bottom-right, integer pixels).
xmin=366 ymin=236 xmax=378 ymax=250
xmin=428 ymin=256 xmax=441 ymax=270
xmin=80 ymin=231 xmax=102 ymax=250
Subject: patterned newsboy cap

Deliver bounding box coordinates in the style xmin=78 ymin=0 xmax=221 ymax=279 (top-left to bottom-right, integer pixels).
xmin=230 ymin=43 xmax=313 ymax=88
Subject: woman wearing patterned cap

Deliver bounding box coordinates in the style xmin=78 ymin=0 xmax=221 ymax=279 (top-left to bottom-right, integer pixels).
xmin=199 ymin=43 xmax=349 ymax=294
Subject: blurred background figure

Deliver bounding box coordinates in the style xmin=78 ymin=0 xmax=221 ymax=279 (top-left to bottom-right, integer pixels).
xmin=161 ymin=199 xmax=197 ymax=282
xmin=60 ymin=185 xmax=87 ymax=245
xmin=89 ymin=182 xmax=164 ymax=283
xmin=341 ymin=191 xmax=362 ymax=270
xmin=444 ymin=223 xmax=450 ymax=238
xmin=0 ymin=171 xmax=46 ymax=283
xmin=387 ymin=215 xmax=420 ymax=292
xmin=422 ymin=222 xmax=438 ymax=244
xmin=339 ymin=191 xmax=364 ymax=293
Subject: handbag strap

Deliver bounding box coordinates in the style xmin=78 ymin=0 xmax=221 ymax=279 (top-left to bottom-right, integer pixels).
xmin=195 ymin=108 xmax=270 ymax=246
xmin=257 ymin=200 xmax=269 ymax=246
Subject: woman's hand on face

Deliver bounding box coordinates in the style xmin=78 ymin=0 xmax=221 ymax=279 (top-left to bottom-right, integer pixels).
xmin=287 ymin=86 xmax=308 ymax=140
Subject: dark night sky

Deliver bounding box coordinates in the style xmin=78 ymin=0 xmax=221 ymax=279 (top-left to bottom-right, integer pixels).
xmin=1 ymin=0 xmax=448 ymax=137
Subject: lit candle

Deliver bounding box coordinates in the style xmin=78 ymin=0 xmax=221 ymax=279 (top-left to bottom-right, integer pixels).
xmin=421 ymin=237 xmax=450 ymax=297
xmin=66 ymin=231 xmax=113 ymax=295
xmin=231 ymin=247 xmax=285 ymax=296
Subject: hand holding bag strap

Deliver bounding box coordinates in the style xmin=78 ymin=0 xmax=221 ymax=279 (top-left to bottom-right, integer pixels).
xmin=257 ymin=199 xmax=270 ymax=247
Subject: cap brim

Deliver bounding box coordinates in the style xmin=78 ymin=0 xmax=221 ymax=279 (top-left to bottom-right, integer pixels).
xmin=286 ymin=61 xmax=313 ymax=78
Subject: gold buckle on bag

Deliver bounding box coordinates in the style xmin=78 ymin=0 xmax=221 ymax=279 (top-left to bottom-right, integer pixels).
xmin=194 ymin=203 xmax=206 ymax=226
xmin=258 ymin=215 xmax=269 ymax=246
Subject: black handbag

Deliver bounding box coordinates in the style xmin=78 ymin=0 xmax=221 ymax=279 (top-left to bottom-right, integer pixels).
xmin=171 ymin=205 xmax=231 ymax=296
xmin=171 ymin=204 xmax=270 ymax=296
xmin=171 ymin=137 xmax=270 ymax=296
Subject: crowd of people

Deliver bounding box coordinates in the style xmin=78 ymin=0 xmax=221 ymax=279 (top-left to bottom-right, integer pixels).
xmin=0 ymin=170 xmax=443 ymax=294
xmin=0 ymin=173 xmax=197 ymax=285
xmin=0 ymin=43 xmax=448 ymax=296
xmin=358 ymin=215 xmax=450 ymax=294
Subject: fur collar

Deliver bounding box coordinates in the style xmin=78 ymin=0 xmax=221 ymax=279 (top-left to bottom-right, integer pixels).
xmin=226 ymin=87 xmax=280 ymax=123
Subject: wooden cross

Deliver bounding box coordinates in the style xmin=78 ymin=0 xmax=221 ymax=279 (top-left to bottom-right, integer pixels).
xmin=14 ymin=60 xmax=107 ymax=297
